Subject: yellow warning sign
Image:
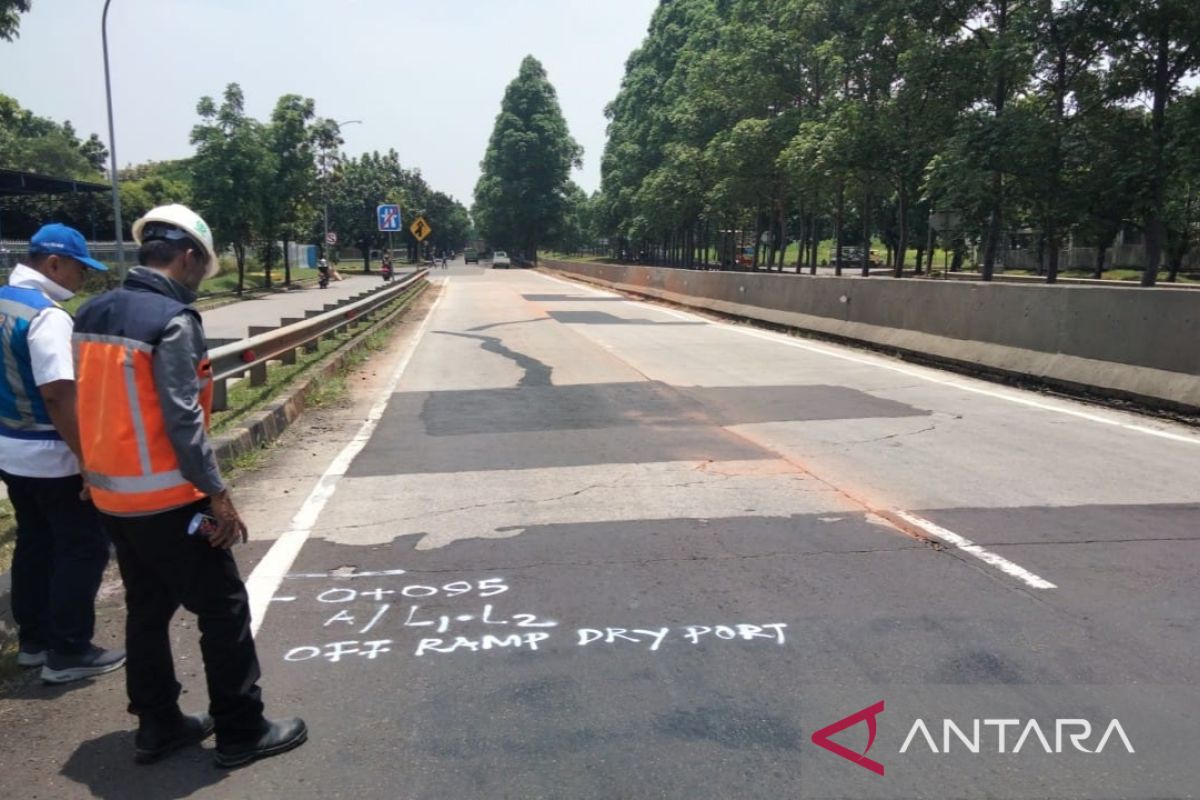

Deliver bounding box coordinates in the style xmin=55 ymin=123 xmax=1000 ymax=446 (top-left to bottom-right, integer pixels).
xmin=410 ymin=216 xmax=432 ymax=242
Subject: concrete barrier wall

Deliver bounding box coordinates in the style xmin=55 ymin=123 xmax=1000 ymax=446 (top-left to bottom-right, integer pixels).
xmin=542 ymin=260 xmax=1200 ymax=411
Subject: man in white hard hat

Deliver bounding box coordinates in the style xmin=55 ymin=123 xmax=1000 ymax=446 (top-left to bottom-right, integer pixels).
xmin=73 ymin=205 xmax=306 ymax=767
xmin=0 ymin=222 xmax=126 ymax=684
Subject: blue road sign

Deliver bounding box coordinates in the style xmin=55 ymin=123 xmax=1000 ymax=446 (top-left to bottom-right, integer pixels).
xmin=377 ymin=204 xmax=402 ymax=232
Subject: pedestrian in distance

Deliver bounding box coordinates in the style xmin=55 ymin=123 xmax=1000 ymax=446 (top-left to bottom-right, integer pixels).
xmin=73 ymin=204 xmax=306 ymax=768
xmin=0 ymin=223 xmax=126 ymax=685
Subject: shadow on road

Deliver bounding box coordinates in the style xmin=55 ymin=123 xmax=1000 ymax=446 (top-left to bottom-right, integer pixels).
xmin=61 ymin=731 xmax=226 ymax=799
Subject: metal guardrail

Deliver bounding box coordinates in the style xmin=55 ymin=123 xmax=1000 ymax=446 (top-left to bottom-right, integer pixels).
xmin=208 ymin=269 xmax=428 ymax=411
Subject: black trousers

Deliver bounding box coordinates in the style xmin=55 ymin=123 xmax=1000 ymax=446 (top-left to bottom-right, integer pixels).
xmin=2 ymin=470 xmax=109 ymax=655
xmin=104 ymin=501 xmax=266 ymax=743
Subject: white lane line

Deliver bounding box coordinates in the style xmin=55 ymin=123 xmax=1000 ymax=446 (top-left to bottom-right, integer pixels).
xmin=891 ymin=510 xmax=1057 ymax=589
xmin=536 ymin=271 xmax=1200 ymax=447
xmin=245 ymin=280 xmax=447 ymax=635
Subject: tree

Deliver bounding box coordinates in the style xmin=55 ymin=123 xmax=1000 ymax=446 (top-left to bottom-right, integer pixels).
xmin=0 ymin=93 xmax=113 ymax=239
xmin=1162 ymin=88 xmax=1200 ymax=281
xmin=0 ymin=0 xmax=30 ymax=41
xmin=190 ymin=84 xmax=271 ymax=293
xmin=260 ymin=95 xmax=318 ymax=287
xmin=0 ymin=93 xmax=104 ymax=180
xmin=1106 ymin=0 xmax=1200 ymax=286
xmin=473 ymin=56 xmax=582 ymax=262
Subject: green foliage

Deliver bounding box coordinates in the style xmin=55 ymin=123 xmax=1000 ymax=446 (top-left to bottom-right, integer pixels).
xmin=259 ymin=94 xmax=319 ymax=285
xmin=0 ymin=93 xmax=103 ymax=180
xmin=321 ymin=148 xmax=469 ymax=263
xmin=473 ymin=56 xmax=583 ymax=261
xmin=190 ymin=84 xmax=272 ymax=292
xmin=0 ymin=0 xmax=30 ymax=42
xmin=592 ymin=0 xmax=1200 ymax=282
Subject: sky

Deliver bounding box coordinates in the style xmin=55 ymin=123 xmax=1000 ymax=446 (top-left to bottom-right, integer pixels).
xmin=0 ymin=0 xmax=660 ymax=205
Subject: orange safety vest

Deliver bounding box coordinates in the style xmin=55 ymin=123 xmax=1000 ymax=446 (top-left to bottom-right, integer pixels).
xmin=73 ymin=281 xmax=214 ymax=516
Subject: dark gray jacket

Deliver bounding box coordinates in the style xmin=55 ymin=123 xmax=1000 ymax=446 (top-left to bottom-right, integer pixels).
xmin=132 ymin=267 xmax=226 ymax=497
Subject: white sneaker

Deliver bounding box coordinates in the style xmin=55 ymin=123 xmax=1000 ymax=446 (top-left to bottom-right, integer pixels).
xmin=41 ymin=645 xmax=126 ymax=684
xmin=17 ymin=647 xmax=47 ymax=668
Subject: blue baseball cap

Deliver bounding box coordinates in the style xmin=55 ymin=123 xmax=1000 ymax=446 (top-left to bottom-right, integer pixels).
xmin=29 ymin=223 xmax=109 ymax=272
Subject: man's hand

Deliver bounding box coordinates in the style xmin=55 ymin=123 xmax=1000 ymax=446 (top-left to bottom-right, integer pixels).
xmin=39 ymin=380 xmax=84 ymax=464
xmin=208 ymin=490 xmax=248 ymax=549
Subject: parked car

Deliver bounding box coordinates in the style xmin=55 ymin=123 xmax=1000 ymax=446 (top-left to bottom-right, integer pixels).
xmin=492 ymin=250 xmax=511 ymax=269
xmin=833 ymin=247 xmax=881 ymax=268
xmin=464 ymin=247 xmax=479 ymax=263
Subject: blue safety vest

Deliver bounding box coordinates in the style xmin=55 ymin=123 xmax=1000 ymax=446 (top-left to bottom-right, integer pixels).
xmin=0 ymin=285 xmax=62 ymax=440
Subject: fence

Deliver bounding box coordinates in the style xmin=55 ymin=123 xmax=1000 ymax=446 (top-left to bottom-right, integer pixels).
xmin=0 ymin=239 xmax=137 ymax=270
xmin=998 ymin=243 xmax=1198 ymax=272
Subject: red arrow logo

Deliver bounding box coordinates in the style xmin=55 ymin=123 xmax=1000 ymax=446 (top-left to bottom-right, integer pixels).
xmin=810 ymin=700 xmax=885 ymax=776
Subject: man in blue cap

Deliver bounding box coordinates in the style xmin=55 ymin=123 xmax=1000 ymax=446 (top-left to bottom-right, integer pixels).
xmin=0 ymin=222 xmax=125 ymax=684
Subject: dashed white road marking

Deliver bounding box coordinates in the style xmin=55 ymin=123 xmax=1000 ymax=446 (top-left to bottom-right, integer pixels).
xmin=245 ymin=281 xmax=448 ymax=635
xmin=891 ymin=510 xmax=1058 ymax=590
xmin=536 ymin=271 xmax=1200 ymax=447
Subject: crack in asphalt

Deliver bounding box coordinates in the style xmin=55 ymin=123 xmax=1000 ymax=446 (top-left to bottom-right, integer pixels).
xmin=824 ymin=422 xmax=941 ymax=445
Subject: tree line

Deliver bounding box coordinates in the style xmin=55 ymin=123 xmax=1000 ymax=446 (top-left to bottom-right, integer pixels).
xmin=472 ymin=56 xmax=584 ymax=263
xmin=0 ymin=85 xmax=470 ymax=292
xmin=593 ymin=0 xmax=1200 ymax=286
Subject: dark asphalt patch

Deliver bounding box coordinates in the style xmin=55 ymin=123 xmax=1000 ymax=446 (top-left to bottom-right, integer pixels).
xmin=909 ymin=503 xmax=1200 ymax=686
xmin=547 ymin=310 xmax=704 ymax=326
xmin=347 ymin=421 xmax=771 ymax=475
xmin=207 ymin=512 xmax=1185 ymax=798
xmin=347 ymin=382 xmax=925 ymax=476
xmin=521 ymin=294 xmax=626 ymax=302
xmin=912 ymin=502 xmax=1200 ymax=547
xmin=417 ymin=383 xmax=925 ymax=437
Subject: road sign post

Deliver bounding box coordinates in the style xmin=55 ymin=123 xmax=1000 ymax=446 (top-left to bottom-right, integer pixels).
xmin=378 ymin=204 xmax=402 ymax=277
xmin=377 ymin=204 xmax=402 ymax=233
xmin=410 ymin=216 xmax=432 ymax=241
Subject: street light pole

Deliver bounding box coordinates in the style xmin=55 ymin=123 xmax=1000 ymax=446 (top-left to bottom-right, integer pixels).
xmin=321 ymin=147 xmax=330 ymax=259
xmin=101 ymin=0 xmax=124 ymax=276
xmin=321 ymin=119 xmax=361 ymax=263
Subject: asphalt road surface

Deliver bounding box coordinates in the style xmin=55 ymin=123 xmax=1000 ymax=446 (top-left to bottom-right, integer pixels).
xmin=2 ymin=259 xmax=1198 ymax=799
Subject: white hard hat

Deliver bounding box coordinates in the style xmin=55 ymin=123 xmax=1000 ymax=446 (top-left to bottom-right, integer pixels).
xmin=133 ymin=204 xmax=220 ymax=279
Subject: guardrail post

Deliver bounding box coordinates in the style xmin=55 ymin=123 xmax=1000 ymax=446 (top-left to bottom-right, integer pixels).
xmin=205 ymin=337 xmax=238 ymax=411
xmin=279 ymin=318 xmax=302 ymax=364
xmin=247 ymin=326 xmax=275 ymax=386
xmin=303 ymin=310 xmax=322 ymax=352
xmin=212 ymin=379 xmax=228 ymax=412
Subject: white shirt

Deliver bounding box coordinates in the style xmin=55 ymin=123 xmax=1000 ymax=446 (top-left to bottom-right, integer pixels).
xmin=0 ymin=264 xmax=80 ymax=478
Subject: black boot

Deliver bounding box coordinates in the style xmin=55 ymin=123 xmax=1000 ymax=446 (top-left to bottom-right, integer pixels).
xmin=135 ymin=712 xmax=215 ymax=764
xmin=214 ymin=717 xmax=307 ymax=769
